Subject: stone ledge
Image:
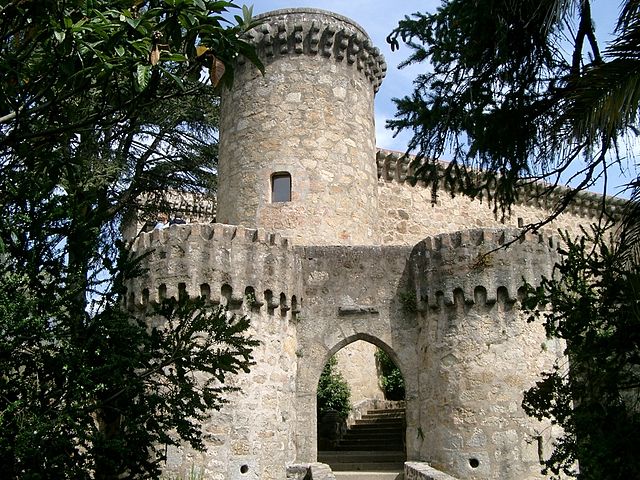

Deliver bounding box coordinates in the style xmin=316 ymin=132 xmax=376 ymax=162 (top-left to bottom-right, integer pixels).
xmin=287 ymin=462 xmax=336 ymax=480
xmin=338 ymin=305 xmax=380 ymax=316
xmin=404 ymin=462 xmax=460 ymax=480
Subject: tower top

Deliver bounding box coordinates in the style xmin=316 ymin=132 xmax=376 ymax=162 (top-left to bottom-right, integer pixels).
xmin=241 ymin=8 xmax=387 ymax=92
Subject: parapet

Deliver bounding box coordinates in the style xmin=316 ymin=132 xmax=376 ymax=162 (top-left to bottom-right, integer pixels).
xmin=242 ymin=8 xmax=387 ymax=92
xmin=376 ymin=149 xmax=627 ymax=220
xmin=122 ymin=190 xmax=216 ymax=240
xmin=410 ymin=228 xmax=559 ymax=309
xmin=126 ymin=223 xmax=303 ymax=317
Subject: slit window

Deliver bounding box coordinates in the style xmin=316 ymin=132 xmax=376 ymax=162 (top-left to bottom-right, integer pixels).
xmin=271 ymin=172 xmax=291 ymax=202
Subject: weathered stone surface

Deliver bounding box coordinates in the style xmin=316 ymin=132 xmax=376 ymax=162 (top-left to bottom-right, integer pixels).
xmin=217 ymin=9 xmax=381 ymax=246
xmin=405 ymin=462 xmax=461 ymax=480
xmin=124 ymin=7 xmax=621 ymax=480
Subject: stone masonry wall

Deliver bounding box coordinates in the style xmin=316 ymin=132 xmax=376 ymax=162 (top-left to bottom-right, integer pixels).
xmin=128 ymin=223 xmax=303 ymax=480
xmin=217 ymin=9 xmax=385 ymax=246
xmin=293 ymin=243 xmax=421 ymax=463
xmin=409 ymin=229 xmax=563 ymax=480
xmin=334 ymin=340 xmax=385 ymax=405
xmin=376 ymin=150 xmax=624 ymax=246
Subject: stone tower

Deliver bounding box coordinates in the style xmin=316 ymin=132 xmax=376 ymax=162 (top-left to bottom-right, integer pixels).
xmin=217 ymin=9 xmax=386 ymax=245
xmin=126 ymin=7 xmax=621 ymax=480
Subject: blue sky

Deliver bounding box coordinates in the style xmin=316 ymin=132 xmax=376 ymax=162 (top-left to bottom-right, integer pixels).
xmin=245 ymin=1 xmax=629 ymax=194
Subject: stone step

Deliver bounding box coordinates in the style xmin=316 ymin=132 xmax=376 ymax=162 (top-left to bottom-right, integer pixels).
xmin=318 ymin=450 xmax=405 ymax=464
xmin=362 ymin=413 xmax=404 ymax=421
xmin=358 ymin=411 xmax=404 ymax=418
xmin=322 ymin=408 xmax=407 ymax=473
xmin=365 ymin=407 xmax=405 ymax=413
xmin=346 ymin=425 xmax=403 ymax=431
xmin=347 ymin=424 xmax=403 ymax=432
xmin=339 ymin=434 xmax=403 ymax=440
xmin=354 ymin=418 xmax=404 ymax=425
xmin=342 ymin=430 xmax=404 ymax=442
xmin=334 ymin=471 xmax=404 ymax=479
xmin=336 ymin=443 xmax=403 ymax=451
xmin=331 ymin=463 xmax=405 ymax=472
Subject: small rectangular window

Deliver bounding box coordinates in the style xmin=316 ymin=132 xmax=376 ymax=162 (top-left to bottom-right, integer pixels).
xmin=271 ymin=172 xmax=291 ymax=202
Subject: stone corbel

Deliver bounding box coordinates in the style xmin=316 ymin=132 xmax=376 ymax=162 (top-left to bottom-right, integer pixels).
xmin=321 ymin=25 xmax=336 ymax=57
xmin=335 ymin=29 xmax=349 ymax=61
xmin=309 ymin=23 xmax=321 ymax=54
xmin=277 ymin=22 xmax=288 ymax=54
xmin=347 ymin=34 xmax=360 ymax=64
xmin=293 ymin=24 xmax=304 ymax=53
xmin=261 ymin=24 xmax=274 ymax=57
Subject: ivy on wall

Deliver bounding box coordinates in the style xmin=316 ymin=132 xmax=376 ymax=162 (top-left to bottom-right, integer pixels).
xmin=376 ymin=349 xmax=405 ymax=400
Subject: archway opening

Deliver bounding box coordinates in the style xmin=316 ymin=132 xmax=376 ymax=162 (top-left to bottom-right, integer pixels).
xmin=316 ymin=340 xmax=406 ymax=472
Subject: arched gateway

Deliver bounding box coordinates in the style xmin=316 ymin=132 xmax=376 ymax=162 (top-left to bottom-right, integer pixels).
xmin=126 ymin=7 xmax=621 ymax=480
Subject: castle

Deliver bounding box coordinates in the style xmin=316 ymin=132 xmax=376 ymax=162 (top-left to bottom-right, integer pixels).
xmin=125 ymin=8 xmax=621 ymax=480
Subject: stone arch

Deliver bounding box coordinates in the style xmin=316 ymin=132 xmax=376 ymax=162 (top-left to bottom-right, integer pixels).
xmin=295 ymin=329 xmax=419 ymax=463
xmin=320 ymin=333 xmax=407 ymax=389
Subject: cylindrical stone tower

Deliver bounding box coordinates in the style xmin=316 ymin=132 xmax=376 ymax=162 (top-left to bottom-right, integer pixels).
xmin=217 ymin=8 xmax=386 ymax=245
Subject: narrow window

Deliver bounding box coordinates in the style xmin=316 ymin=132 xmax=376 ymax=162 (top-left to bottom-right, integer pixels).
xmin=271 ymin=172 xmax=291 ymax=202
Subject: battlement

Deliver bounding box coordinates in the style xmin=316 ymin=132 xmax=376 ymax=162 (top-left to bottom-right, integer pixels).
xmin=376 ymin=149 xmax=627 ymax=220
xmin=410 ymin=228 xmax=559 ymax=309
xmin=126 ymin=223 xmax=303 ymax=316
xmin=130 ymin=222 xmax=291 ymax=251
xmin=243 ymin=8 xmax=386 ymax=92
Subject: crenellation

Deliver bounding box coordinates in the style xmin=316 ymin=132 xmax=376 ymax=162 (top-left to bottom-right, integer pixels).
xmin=127 ymin=277 xmax=299 ymax=320
xmin=421 ymin=284 xmax=523 ymax=312
xmin=410 ymin=228 xmax=558 ymax=310
xmin=376 ymin=148 xmax=626 ymax=225
xmin=129 ymin=223 xmax=302 ymax=317
xmin=128 ymin=8 xmax=622 ymax=480
xmin=244 ymin=9 xmax=385 ymax=92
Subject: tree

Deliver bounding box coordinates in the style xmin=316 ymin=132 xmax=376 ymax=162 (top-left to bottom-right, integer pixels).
xmin=522 ymin=228 xmax=640 ymax=479
xmin=387 ymin=0 xmax=638 ymax=221
xmin=387 ymin=0 xmax=640 ymax=477
xmin=317 ymin=356 xmax=351 ymax=420
xmin=0 ymin=1 xmax=262 ymax=478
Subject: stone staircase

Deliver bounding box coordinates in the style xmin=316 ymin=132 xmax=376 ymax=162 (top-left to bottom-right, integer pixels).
xmin=318 ymin=406 xmax=405 ymax=477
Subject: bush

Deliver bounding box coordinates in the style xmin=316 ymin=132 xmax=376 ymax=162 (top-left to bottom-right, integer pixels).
xmin=317 ymin=356 xmax=351 ymax=419
xmin=375 ymin=349 xmax=405 ymax=400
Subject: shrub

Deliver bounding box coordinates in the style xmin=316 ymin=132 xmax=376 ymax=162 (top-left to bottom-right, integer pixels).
xmin=375 ymin=349 xmax=405 ymax=400
xmin=317 ymin=356 xmax=351 ymax=419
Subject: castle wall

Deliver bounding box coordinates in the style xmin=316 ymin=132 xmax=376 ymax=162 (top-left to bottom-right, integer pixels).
xmin=334 ymin=340 xmax=385 ymax=404
xmin=124 ymin=7 xmax=626 ymax=479
xmin=128 ymin=223 xmax=303 ymax=480
xmin=293 ymin=243 xmax=421 ymax=463
xmin=410 ymin=229 xmax=563 ymax=480
xmin=376 ymin=151 xmax=606 ymax=246
xmin=217 ymin=9 xmax=385 ymax=246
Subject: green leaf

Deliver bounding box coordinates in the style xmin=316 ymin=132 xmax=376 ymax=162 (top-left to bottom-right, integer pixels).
xmin=136 ymin=64 xmax=152 ymax=91
xmin=125 ymin=16 xmax=141 ymax=29
xmin=162 ymin=53 xmax=188 ymax=62
xmin=54 ymin=31 xmax=66 ymax=44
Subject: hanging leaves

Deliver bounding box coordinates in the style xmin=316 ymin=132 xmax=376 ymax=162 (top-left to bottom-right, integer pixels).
xmin=196 ymin=46 xmax=226 ymax=87
xmin=149 ymin=44 xmax=160 ymax=66
xmin=209 ymin=55 xmax=225 ymax=87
